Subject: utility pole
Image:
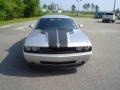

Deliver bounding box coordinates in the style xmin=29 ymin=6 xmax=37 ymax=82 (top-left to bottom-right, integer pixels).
xmin=113 ymin=0 xmax=116 ymax=12
xmin=76 ymin=0 xmax=82 ymax=16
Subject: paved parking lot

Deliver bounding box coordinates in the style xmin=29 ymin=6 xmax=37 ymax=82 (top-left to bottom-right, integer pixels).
xmin=0 ymin=18 xmax=120 ymax=90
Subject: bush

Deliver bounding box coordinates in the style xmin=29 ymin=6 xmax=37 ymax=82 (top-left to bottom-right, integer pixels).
xmin=0 ymin=0 xmax=41 ymax=20
xmin=23 ymin=0 xmax=41 ymax=17
xmin=0 ymin=10 xmax=6 ymax=20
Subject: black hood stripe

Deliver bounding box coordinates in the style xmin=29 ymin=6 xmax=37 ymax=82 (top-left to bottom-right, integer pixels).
xmin=41 ymin=29 xmax=73 ymax=48
xmin=58 ymin=29 xmax=73 ymax=47
xmin=58 ymin=30 xmax=68 ymax=47
xmin=42 ymin=30 xmax=57 ymax=47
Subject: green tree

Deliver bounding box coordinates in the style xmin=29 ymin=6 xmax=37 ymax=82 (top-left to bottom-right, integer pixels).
xmin=83 ymin=3 xmax=91 ymax=12
xmin=0 ymin=0 xmax=42 ymax=20
xmin=95 ymin=5 xmax=99 ymax=12
xmin=14 ymin=0 xmax=25 ymax=17
xmin=48 ymin=3 xmax=55 ymax=11
xmin=86 ymin=3 xmax=90 ymax=11
xmin=43 ymin=4 xmax=47 ymax=9
xmin=71 ymin=4 xmax=76 ymax=12
xmin=0 ymin=0 xmax=25 ymax=20
xmin=115 ymin=8 xmax=120 ymax=14
xmin=23 ymin=0 xmax=40 ymax=17
xmin=83 ymin=3 xmax=87 ymax=11
xmin=91 ymin=3 xmax=95 ymax=12
xmin=0 ymin=0 xmax=17 ymax=20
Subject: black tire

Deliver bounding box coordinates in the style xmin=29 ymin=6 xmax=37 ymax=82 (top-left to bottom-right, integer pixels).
xmin=112 ymin=20 xmax=115 ymax=23
xmin=104 ymin=20 xmax=106 ymax=23
xmin=103 ymin=20 xmax=105 ymax=23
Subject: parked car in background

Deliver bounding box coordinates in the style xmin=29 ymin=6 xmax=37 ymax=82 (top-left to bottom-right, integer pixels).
xmin=23 ymin=15 xmax=92 ymax=68
xmin=95 ymin=12 xmax=106 ymax=19
xmin=102 ymin=12 xmax=116 ymax=23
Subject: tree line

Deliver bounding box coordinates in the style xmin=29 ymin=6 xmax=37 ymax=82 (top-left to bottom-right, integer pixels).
xmin=0 ymin=0 xmax=41 ymax=20
xmin=71 ymin=3 xmax=99 ymax=12
xmin=83 ymin=3 xmax=99 ymax=12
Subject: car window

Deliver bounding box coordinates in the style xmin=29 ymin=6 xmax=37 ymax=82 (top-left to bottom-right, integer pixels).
xmin=35 ymin=18 xmax=77 ymax=30
xmin=106 ymin=13 xmax=114 ymax=15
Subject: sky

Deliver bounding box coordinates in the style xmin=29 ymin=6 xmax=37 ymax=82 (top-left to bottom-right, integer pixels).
xmin=40 ymin=0 xmax=120 ymax=11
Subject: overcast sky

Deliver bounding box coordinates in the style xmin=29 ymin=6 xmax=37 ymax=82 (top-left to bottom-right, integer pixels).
xmin=41 ymin=0 xmax=120 ymax=11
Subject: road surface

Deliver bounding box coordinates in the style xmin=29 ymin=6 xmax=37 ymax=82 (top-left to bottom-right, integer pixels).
xmin=0 ymin=18 xmax=120 ymax=90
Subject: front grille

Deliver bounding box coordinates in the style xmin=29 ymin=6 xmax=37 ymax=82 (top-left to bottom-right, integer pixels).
xmin=39 ymin=47 xmax=77 ymax=54
xmin=40 ymin=61 xmax=76 ymax=65
xmin=24 ymin=46 xmax=92 ymax=54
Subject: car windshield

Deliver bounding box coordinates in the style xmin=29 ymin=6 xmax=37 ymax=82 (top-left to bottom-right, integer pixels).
xmin=106 ymin=13 xmax=114 ymax=15
xmin=35 ymin=18 xmax=77 ymax=30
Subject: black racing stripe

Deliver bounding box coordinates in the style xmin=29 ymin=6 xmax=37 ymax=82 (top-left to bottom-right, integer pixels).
xmin=58 ymin=29 xmax=73 ymax=47
xmin=41 ymin=30 xmax=57 ymax=47
xmin=41 ymin=29 xmax=73 ymax=48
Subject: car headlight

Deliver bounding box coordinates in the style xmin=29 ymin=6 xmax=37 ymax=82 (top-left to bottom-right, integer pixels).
xmin=76 ymin=46 xmax=92 ymax=52
xmin=24 ymin=46 xmax=31 ymax=52
xmin=84 ymin=46 xmax=92 ymax=51
xmin=32 ymin=47 xmax=39 ymax=52
xmin=76 ymin=47 xmax=83 ymax=52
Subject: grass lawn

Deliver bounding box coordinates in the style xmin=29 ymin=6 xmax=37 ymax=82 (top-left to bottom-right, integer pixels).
xmin=0 ymin=17 xmax=40 ymax=26
xmin=61 ymin=12 xmax=95 ymax=18
xmin=64 ymin=13 xmax=94 ymax=18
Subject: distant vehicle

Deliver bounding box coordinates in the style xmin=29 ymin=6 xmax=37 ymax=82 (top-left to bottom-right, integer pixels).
xmin=52 ymin=10 xmax=62 ymax=14
xmin=102 ymin=12 xmax=116 ymax=23
xmin=42 ymin=9 xmax=47 ymax=12
xmin=95 ymin=12 xmax=106 ymax=19
xmin=58 ymin=10 xmax=62 ymax=13
xmin=23 ymin=15 xmax=92 ymax=68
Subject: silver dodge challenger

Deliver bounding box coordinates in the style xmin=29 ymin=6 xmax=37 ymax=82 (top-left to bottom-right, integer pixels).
xmin=23 ymin=15 xmax=92 ymax=68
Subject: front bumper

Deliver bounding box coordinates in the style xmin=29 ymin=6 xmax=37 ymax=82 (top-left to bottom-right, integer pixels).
xmin=23 ymin=52 xmax=92 ymax=68
xmin=103 ymin=19 xmax=114 ymax=21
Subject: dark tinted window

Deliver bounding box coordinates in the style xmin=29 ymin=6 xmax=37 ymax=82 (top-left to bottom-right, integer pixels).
xmin=35 ymin=18 xmax=77 ymax=30
xmin=106 ymin=13 xmax=114 ymax=15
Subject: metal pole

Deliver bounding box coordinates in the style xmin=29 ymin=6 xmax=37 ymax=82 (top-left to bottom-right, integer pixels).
xmin=76 ymin=0 xmax=79 ymax=16
xmin=76 ymin=0 xmax=82 ymax=16
xmin=78 ymin=1 xmax=79 ymax=16
xmin=113 ymin=0 xmax=116 ymax=12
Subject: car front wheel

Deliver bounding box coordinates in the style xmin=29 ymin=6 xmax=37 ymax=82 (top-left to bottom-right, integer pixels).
xmin=103 ymin=20 xmax=105 ymax=23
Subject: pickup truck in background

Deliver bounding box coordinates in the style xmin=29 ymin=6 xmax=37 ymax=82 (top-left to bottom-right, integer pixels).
xmin=102 ymin=12 xmax=116 ymax=23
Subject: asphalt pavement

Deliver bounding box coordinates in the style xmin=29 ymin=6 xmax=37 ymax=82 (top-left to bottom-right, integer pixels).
xmin=0 ymin=18 xmax=120 ymax=90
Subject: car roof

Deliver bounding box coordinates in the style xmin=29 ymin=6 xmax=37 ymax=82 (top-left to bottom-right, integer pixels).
xmin=40 ymin=15 xmax=72 ymax=19
xmin=106 ymin=12 xmax=114 ymax=14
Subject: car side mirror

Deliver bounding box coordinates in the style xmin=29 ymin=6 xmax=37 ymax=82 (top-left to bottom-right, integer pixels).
xmin=29 ymin=24 xmax=34 ymax=29
xmin=79 ymin=24 xmax=84 ymax=28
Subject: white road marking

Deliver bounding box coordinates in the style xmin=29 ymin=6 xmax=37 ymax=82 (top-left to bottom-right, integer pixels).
xmin=0 ymin=24 xmax=13 ymax=29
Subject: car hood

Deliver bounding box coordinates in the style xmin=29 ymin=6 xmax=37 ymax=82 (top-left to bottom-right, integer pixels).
xmin=24 ymin=29 xmax=92 ymax=47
